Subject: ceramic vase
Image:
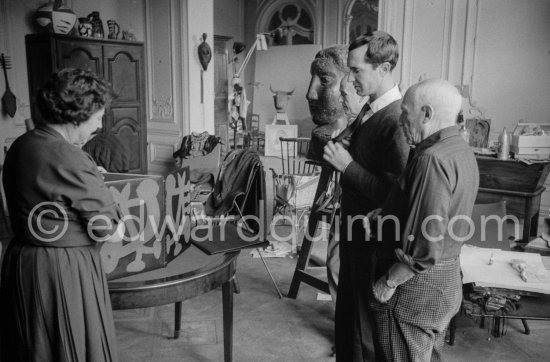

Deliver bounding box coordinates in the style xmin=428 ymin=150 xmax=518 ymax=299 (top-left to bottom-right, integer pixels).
xmin=107 ymin=20 xmax=120 ymax=39
xmin=87 ymin=11 xmax=104 ymax=38
xmin=78 ymin=17 xmax=93 ymax=37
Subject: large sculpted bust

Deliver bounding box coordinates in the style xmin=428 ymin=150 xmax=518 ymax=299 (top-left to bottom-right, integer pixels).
xmin=306 ymin=45 xmax=363 ymax=161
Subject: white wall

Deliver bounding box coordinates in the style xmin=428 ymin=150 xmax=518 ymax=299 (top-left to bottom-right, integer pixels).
xmin=214 ymin=0 xmax=244 ymax=43
xmin=187 ymin=0 xmax=214 ymax=134
xmin=253 ymin=44 xmax=320 ymax=137
xmin=469 ymin=0 xmax=550 ymax=134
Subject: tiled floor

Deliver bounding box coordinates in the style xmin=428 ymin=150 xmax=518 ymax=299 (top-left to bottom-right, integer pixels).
xmin=113 ymin=250 xmax=550 ymax=362
xmin=113 ymin=155 xmax=550 ymax=361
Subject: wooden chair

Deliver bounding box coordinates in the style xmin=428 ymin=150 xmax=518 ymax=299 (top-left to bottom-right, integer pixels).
xmin=193 ymin=149 xmax=283 ymax=298
xmin=278 ymin=137 xmax=317 ymax=175
xmin=247 ymin=114 xmax=265 ymax=152
xmin=270 ymin=137 xmax=321 ymax=252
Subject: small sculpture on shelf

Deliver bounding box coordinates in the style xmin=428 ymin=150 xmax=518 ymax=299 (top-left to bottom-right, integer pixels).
xmin=87 ymin=11 xmax=104 ymax=38
xmin=77 ymin=17 xmax=93 ymax=37
xmin=270 ymin=85 xmax=294 ymax=124
xmin=107 ymin=20 xmax=120 ymax=40
xmin=122 ymin=30 xmax=137 ymax=41
xmin=35 ymin=0 xmax=77 ymax=35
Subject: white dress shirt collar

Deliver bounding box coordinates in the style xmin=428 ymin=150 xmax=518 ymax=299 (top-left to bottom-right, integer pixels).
xmin=362 ymin=84 xmax=402 ymax=123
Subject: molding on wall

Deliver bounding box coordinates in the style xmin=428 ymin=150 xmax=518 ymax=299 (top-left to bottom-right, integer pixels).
xmin=145 ymin=0 xmax=176 ymax=126
xmin=149 ymin=140 xmax=178 ymax=167
xmin=446 ymin=0 xmax=464 ymax=84
xmin=461 ymin=0 xmax=479 ymax=100
xmin=342 ymin=0 xmax=353 ymax=45
xmin=180 ymin=0 xmax=190 ymax=136
xmin=320 ymin=0 xmax=328 ymax=46
xmin=147 ymin=134 xmax=182 ymax=176
xmin=380 ymin=0 xmax=391 ymax=33
xmin=145 ymin=0 xmax=190 ymax=174
xmin=400 ymin=0 xmax=415 ymax=89
xmin=152 ymin=96 xmax=173 ymax=118
xmin=440 ymin=0 xmax=453 ymax=79
xmin=336 ymin=0 xmax=343 ymax=44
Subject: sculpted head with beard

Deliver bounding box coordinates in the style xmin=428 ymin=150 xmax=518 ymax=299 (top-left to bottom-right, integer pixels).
xmin=306 ymin=45 xmax=365 ymax=161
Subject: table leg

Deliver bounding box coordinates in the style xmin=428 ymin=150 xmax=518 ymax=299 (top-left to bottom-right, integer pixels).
xmin=174 ymin=301 xmax=182 ymax=339
xmin=521 ymin=319 xmax=531 ymax=335
xmin=448 ymin=315 xmax=456 ymax=346
xmin=222 ymin=278 xmax=234 ymax=362
xmin=529 ymin=211 xmax=540 ymax=238
xmin=232 ymin=275 xmax=241 ymax=294
xmin=523 ymin=197 xmax=533 ymax=243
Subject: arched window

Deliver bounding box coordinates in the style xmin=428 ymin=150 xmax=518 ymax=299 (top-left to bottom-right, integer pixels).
xmin=265 ymin=3 xmax=314 ymax=46
xmin=344 ymin=0 xmax=380 ymax=44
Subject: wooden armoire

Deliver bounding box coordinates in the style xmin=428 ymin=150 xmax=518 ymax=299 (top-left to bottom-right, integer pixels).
xmin=25 ymin=33 xmax=147 ymax=174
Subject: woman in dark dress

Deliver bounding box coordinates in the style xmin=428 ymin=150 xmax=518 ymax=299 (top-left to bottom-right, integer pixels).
xmin=1 ymin=68 xmax=125 ymax=361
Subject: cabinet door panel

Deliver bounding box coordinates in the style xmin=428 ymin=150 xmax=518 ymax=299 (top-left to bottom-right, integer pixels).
xmin=56 ymin=40 xmax=103 ymax=74
xmin=103 ymin=45 xmax=143 ymax=103
xmin=109 ymin=108 xmax=145 ymax=174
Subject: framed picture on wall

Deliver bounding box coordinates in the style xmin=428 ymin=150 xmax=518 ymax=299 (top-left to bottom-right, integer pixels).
xmin=264 ymin=124 xmax=298 ymax=157
xmin=466 ymin=118 xmax=491 ymax=148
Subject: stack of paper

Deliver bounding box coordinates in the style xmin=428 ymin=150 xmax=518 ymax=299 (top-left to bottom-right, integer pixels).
xmin=250 ymin=240 xmax=292 ymax=258
xmin=460 ymin=245 xmax=550 ymax=294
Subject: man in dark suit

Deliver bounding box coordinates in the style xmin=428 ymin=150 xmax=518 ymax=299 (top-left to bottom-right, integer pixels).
xmin=323 ymin=31 xmax=409 ymax=361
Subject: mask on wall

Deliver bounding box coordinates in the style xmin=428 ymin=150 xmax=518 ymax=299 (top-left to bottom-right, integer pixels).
xmin=198 ymin=33 xmax=212 ymax=71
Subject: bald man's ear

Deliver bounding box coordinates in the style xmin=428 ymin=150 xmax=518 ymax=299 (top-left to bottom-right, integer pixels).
xmin=421 ymin=105 xmax=433 ymax=123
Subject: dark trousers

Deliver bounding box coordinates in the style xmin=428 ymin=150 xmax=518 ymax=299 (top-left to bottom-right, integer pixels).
xmin=335 ymin=236 xmax=379 ymax=362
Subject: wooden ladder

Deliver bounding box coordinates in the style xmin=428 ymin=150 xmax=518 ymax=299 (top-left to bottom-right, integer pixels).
xmin=287 ymin=164 xmax=339 ymax=298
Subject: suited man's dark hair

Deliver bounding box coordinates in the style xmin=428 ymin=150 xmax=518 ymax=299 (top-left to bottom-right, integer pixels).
xmin=348 ymin=31 xmax=399 ymax=71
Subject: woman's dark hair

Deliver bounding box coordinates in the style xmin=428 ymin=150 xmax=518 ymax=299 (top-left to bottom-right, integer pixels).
xmin=37 ymin=68 xmax=116 ymax=126
xmin=348 ymin=31 xmax=399 ymax=71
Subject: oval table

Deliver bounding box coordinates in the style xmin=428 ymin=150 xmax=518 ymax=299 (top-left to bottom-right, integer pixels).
xmin=108 ymin=245 xmax=240 ymax=362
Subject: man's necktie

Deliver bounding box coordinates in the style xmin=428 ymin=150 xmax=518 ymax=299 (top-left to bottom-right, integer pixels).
xmin=331 ymin=102 xmax=371 ymax=143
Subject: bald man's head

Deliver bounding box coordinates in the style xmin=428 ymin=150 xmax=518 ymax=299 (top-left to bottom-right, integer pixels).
xmin=400 ymin=79 xmax=462 ymax=145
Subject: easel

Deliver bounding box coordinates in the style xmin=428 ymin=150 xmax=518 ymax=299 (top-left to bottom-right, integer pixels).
xmin=287 ymin=163 xmax=338 ymax=298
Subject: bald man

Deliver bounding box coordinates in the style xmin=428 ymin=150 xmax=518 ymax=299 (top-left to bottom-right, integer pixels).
xmin=366 ymin=79 xmax=479 ymax=361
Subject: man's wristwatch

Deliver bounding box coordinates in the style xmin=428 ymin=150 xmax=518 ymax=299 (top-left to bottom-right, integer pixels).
xmin=385 ymin=276 xmax=397 ymax=289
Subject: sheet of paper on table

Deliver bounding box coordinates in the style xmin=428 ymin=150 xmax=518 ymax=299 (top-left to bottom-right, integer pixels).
xmin=250 ymin=240 xmax=292 ymax=258
xmin=460 ymin=245 xmax=550 ymax=294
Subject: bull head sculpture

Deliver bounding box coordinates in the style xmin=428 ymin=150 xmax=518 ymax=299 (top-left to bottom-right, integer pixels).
xmin=270 ymin=84 xmax=295 ymax=114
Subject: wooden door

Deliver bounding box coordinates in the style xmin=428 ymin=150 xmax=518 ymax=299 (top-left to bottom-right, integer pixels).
xmin=56 ymin=39 xmax=103 ymax=74
xmin=103 ymin=44 xmax=147 ymax=174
